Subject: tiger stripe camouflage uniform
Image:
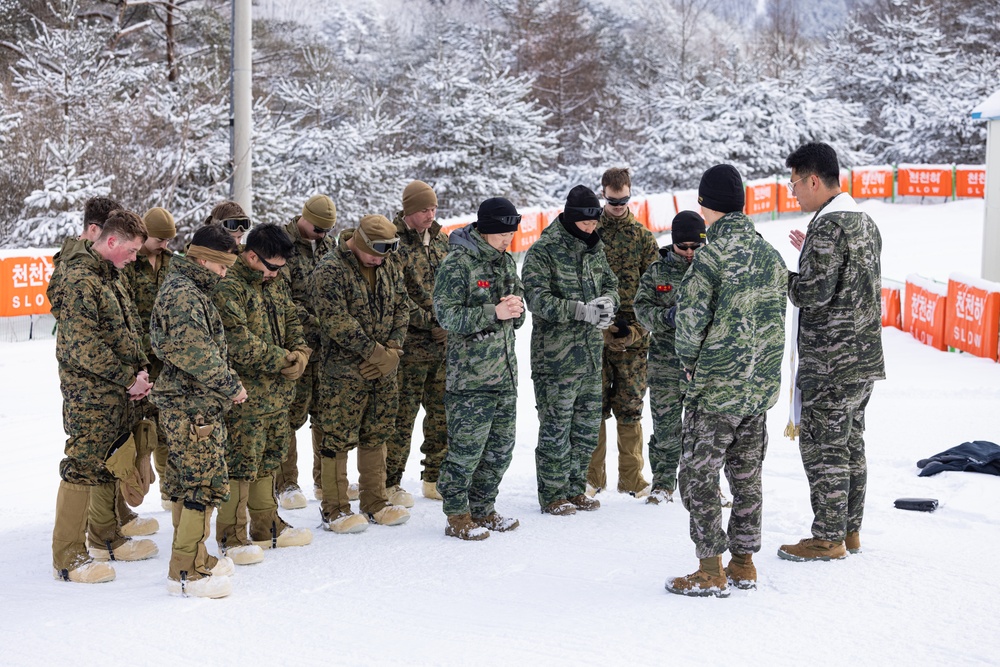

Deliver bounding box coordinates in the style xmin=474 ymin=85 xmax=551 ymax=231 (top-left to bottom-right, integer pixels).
xmin=274 ymin=218 xmax=335 ymax=497
xmin=675 ymin=211 xmax=786 ymax=559
xmin=633 ymin=246 xmax=690 ymax=495
xmin=388 ymin=210 xmax=449 ymax=488
xmin=588 ymin=207 xmax=659 ymax=493
xmin=523 ymin=215 xmax=619 ymax=509
xmin=788 ymin=193 xmax=884 ymax=543
xmin=433 ymin=224 xmax=525 ymax=518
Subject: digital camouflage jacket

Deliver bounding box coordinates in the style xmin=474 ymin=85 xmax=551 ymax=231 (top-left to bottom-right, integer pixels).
xmin=390 ymin=211 xmax=450 ymax=362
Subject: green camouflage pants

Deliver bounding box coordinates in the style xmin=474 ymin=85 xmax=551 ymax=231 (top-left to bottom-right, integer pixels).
xmin=388 ymin=355 xmax=447 ymax=486
xmin=160 ymin=402 xmax=230 ymax=508
xmin=275 ymin=360 xmax=319 ymax=494
xmin=314 ymin=377 xmax=399 ymax=457
xmin=799 ymin=381 xmax=874 ymax=542
xmin=678 ymin=409 xmax=767 ymax=559
xmin=59 ymin=394 xmax=128 ymax=486
xmin=648 ymin=359 xmax=684 ymax=493
xmin=224 ymin=407 xmax=290 ymax=481
xmin=534 ymin=372 xmax=602 ymax=508
xmin=439 ymin=390 xmax=517 ymax=517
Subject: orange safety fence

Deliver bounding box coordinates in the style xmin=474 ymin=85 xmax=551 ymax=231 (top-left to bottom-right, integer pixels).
xmin=955 ymin=165 xmax=986 ymax=198
xmin=904 ymin=276 xmax=948 ymax=351
xmin=852 ymin=166 xmax=894 ymax=199
xmin=881 ymin=285 xmax=902 ymax=329
xmin=511 ymin=211 xmax=544 ymax=253
xmin=897 ymin=164 xmax=953 ymax=197
xmin=943 ymin=274 xmax=1000 ymax=361
xmin=0 ymin=254 xmax=55 ymax=317
xmin=744 ymin=181 xmax=776 ymax=216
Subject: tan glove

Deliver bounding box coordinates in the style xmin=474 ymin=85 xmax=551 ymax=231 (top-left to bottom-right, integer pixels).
xmin=431 ymin=326 xmax=448 ymax=344
xmin=122 ymin=454 xmax=155 ymax=507
xmin=367 ymin=342 xmax=401 ymax=377
xmin=280 ymin=348 xmax=310 ymax=380
xmin=104 ymin=432 xmax=137 ymax=480
xmin=133 ymin=418 xmax=157 ymax=458
xmin=358 ymin=360 xmax=382 ymax=380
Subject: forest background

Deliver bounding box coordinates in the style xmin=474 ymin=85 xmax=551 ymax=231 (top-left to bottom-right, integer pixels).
xmin=0 ymin=0 xmax=996 ymax=247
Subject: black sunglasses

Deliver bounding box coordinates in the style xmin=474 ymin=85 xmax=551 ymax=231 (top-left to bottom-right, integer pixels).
xmin=675 ymin=242 xmax=704 ymax=251
xmin=313 ymin=226 xmax=329 ymax=235
xmin=258 ymin=255 xmax=285 ymax=272
xmin=568 ymin=206 xmax=602 ymax=219
xmin=220 ymin=216 xmax=251 ymax=232
xmin=605 ymin=196 xmax=630 ymax=207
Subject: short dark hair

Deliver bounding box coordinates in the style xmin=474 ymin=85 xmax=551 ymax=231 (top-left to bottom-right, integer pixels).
xmin=786 ymin=143 xmax=840 ymax=188
xmin=206 ymin=200 xmax=247 ymax=225
xmin=601 ymin=167 xmax=631 ymax=191
xmin=83 ymin=196 xmax=122 ymax=228
xmin=192 ymin=224 xmax=238 ymax=253
xmin=245 ymin=222 xmax=295 ymax=260
xmin=98 ymin=209 xmax=147 ymax=243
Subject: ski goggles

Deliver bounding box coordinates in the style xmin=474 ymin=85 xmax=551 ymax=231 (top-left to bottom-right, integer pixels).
xmin=567 ymin=206 xmax=603 ymax=219
xmin=357 ymin=225 xmax=400 ymax=254
xmin=604 ymin=196 xmax=630 ymax=207
xmin=674 ymin=242 xmax=704 ymax=251
xmin=220 ymin=216 xmax=252 ymax=232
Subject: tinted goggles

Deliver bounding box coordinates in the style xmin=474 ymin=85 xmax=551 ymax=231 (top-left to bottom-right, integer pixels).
xmin=568 ymin=206 xmax=603 ymax=219
xmin=220 ymin=216 xmax=252 ymax=232
xmin=313 ymin=226 xmax=329 ymax=235
xmin=357 ymin=225 xmax=400 ymax=254
xmin=486 ymin=215 xmax=522 ymax=227
xmin=674 ymin=242 xmax=704 ymax=251
xmin=605 ymin=196 xmax=630 ymax=207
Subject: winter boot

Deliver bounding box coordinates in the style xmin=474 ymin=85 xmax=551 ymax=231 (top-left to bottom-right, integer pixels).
xmin=630 ymin=484 xmax=652 ymax=499
xmin=369 ymin=505 xmax=411 ymax=526
xmin=248 ymin=475 xmax=312 ymax=549
xmin=646 ymin=487 xmax=674 ymax=505
xmin=541 ymin=499 xmax=577 ymax=516
xmin=167 ymin=502 xmax=232 ymax=599
xmin=386 ymin=484 xmax=415 ymax=508
xmin=422 ymin=480 xmax=443 ymax=501
xmin=665 ymin=556 xmax=730 ymax=598
xmin=473 ymin=513 xmax=519 ymax=532
xmin=585 ymin=483 xmax=602 ymax=498
xmin=616 ymin=421 xmax=649 ymax=494
xmin=845 ymin=531 xmax=861 ymax=554
xmin=586 ymin=420 xmax=609 ymax=492
xmin=568 ymin=494 xmax=601 ymax=511
xmin=278 ymin=487 xmax=308 ymax=510
xmin=217 ymin=479 xmax=264 ymax=565
xmin=445 ymin=513 xmax=490 ymax=541
xmin=87 ymin=482 xmax=158 ymax=561
xmin=778 ymin=538 xmax=847 ymax=562
xmin=725 ymin=552 xmax=757 ymax=590
xmin=52 ymin=481 xmax=115 ymax=583
xmin=357 ymin=444 xmax=391 ymax=516
xmin=319 ymin=453 xmax=368 ymax=534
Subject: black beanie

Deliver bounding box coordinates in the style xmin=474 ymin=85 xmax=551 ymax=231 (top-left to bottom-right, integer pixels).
xmin=698 ymin=164 xmax=745 ymax=214
xmin=475 ymin=197 xmax=521 ymax=234
xmin=671 ymin=211 xmax=707 ymax=245
xmin=563 ymin=185 xmax=602 ymax=226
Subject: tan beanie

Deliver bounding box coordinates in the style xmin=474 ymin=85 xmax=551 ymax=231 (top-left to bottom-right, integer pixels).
xmin=142 ymin=207 xmax=177 ymax=239
xmin=302 ymin=194 xmax=337 ymax=230
xmin=356 ymin=214 xmax=399 ymax=257
xmin=402 ymin=180 xmax=438 ymax=216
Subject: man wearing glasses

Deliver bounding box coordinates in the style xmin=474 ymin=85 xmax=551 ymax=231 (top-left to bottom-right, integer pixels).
xmin=205 ymin=200 xmax=252 ymax=246
xmin=212 ymin=223 xmax=314 ymax=564
xmin=274 ymin=195 xmax=338 ymax=511
xmin=387 ymin=180 xmax=451 ymax=508
xmin=634 ymin=211 xmax=706 ymax=506
xmin=778 ymin=142 xmax=884 ymax=563
xmin=309 ymin=214 xmax=412 ymax=532
xmin=586 ymin=167 xmax=660 ymax=500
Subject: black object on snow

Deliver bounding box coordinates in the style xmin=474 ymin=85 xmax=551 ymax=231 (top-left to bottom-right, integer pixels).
xmin=894 ymin=498 xmax=939 ymax=512
xmin=916 ymin=440 xmax=1000 ymax=477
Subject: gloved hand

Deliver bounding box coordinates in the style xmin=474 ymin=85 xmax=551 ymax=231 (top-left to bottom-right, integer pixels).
xmin=610 ymin=316 xmax=631 ymax=339
xmin=366 ymin=343 xmax=401 ymax=377
xmin=573 ymin=301 xmax=602 ymax=326
xmin=280 ymin=348 xmax=311 ymax=380
xmin=431 ymin=326 xmax=448 ymax=344
xmin=358 ymin=361 xmax=382 ymax=380
xmin=586 ymin=296 xmax=616 ymax=330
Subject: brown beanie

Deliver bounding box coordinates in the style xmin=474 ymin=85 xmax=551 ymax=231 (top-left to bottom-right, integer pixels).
xmin=402 ymin=180 xmax=438 ymax=216
xmin=142 ymin=207 xmax=177 ymax=239
xmin=355 ymin=215 xmax=399 ymax=257
xmin=302 ymin=194 xmax=336 ymax=230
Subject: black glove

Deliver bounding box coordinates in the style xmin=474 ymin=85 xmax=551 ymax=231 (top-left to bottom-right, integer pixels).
xmin=611 ymin=315 xmax=631 ymax=339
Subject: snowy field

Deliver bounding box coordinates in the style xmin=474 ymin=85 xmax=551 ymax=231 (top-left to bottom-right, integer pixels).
xmin=1 ymin=198 xmax=997 ymax=666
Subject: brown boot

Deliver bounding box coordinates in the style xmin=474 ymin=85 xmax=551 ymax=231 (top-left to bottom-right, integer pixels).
xmin=320 ymin=453 xmax=369 ymax=534
xmin=52 ymin=481 xmax=115 ymax=583
xmin=248 ymin=475 xmax=312 ymax=549
xmin=586 ymin=420 xmax=609 ymax=491
xmin=725 ymin=552 xmax=757 ymax=590
xmin=357 ymin=444 xmax=390 ymax=515
xmin=615 ymin=421 xmax=649 ymax=493
xmin=168 ymin=504 xmax=231 ymax=598
xmin=778 ymin=538 xmax=847 ymax=562
xmin=445 ymin=513 xmax=489 ymax=541
xmin=665 ymin=556 xmax=730 ymax=597
xmin=568 ymin=494 xmax=600 ymax=511
xmin=541 ymin=499 xmax=577 ymax=516
xmin=217 ymin=480 xmax=264 ymax=565
xmin=473 ymin=513 xmax=519 ymax=532
xmin=845 ymin=531 xmax=861 ymax=554
xmin=87 ymin=482 xmax=157 ymax=561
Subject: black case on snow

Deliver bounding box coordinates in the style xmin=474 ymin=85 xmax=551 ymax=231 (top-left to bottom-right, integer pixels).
xmin=893 ymin=497 xmax=939 ymax=512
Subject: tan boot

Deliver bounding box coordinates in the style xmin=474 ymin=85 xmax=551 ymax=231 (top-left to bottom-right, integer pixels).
xmin=87 ymin=482 xmax=158 ymax=561
xmin=168 ymin=504 xmax=232 ymax=598
xmin=541 ymin=499 xmax=577 ymax=516
xmin=249 ymin=475 xmax=312 ymax=549
xmin=445 ymin=513 xmax=489 ymax=541
xmin=616 ymin=421 xmax=649 ymax=493
xmin=369 ymin=505 xmax=410 ymax=526
xmin=778 ymin=538 xmax=847 ymax=562
xmin=586 ymin=420 xmax=609 ymax=491
xmin=665 ymin=556 xmax=730 ymax=597
xmin=473 ymin=513 xmax=519 ymax=532
xmin=725 ymin=553 xmax=757 ymax=590
xmin=278 ymin=487 xmax=308 ymax=510
xmin=568 ymin=494 xmax=600 ymax=511
xmin=845 ymin=531 xmax=861 ymax=554
xmin=52 ymin=481 xmax=115 ymax=583
xmin=319 ymin=454 xmax=368 ymax=534
xmin=386 ymin=484 xmax=415 ymax=508
xmin=217 ymin=480 xmax=264 ymax=565
xmin=357 ymin=445 xmax=389 ymax=515
xmin=422 ymin=480 xmax=443 ymax=501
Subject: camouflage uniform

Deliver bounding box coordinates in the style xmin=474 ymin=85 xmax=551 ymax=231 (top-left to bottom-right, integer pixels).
xmin=150 ymin=255 xmax=243 ymax=508
xmin=432 ymin=225 xmax=525 ymax=517
xmin=675 ymin=212 xmax=786 ymax=559
xmin=788 ymin=194 xmax=884 ymax=542
xmin=274 ymin=218 xmax=335 ymax=495
xmin=387 ymin=211 xmax=449 ymax=486
xmin=633 ymin=246 xmax=690 ymax=494
xmin=588 ymin=209 xmax=659 ymax=493
xmin=523 ymin=215 xmax=619 ymax=508
xmin=308 ymin=230 xmax=409 ymax=516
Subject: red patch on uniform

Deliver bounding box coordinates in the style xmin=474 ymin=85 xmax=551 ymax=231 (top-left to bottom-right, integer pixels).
xmin=656 ymin=284 xmax=672 ymax=292
xmin=477 ymin=280 xmax=491 ymax=288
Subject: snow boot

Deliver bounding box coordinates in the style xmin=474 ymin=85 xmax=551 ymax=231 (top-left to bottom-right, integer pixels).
xmin=167 ymin=503 xmax=231 ymax=599
xmin=52 ymin=481 xmax=115 ymax=583
xmin=646 ymin=487 xmax=674 ymax=505
xmin=585 ymin=483 xmax=602 ymax=498
xmin=386 ymin=484 xmax=415 ymax=508
xmin=665 ymin=556 xmax=730 ymax=598
xmin=217 ymin=479 xmax=264 ymax=565
xmin=630 ymin=483 xmax=652 ymax=499
xmin=725 ymin=552 xmax=757 ymax=590
xmin=278 ymin=487 xmax=308 ymax=510
xmin=249 ymin=475 xmax=312 ymax=549
xmin=87 ymin=482 xmax=157 ymax=561
xmin=541 ymin=499 xmax=577 ymax=516
xmin=445 ymin=513 xmax=489 ymax=541
xmin=320 ymin=453 xmax=369 ymax=533
xmin=473 ymin=513 xmax=519 ymax=532
xmin=778 ymin=538 xmax=847 ymax=562
xmin=568 ymin=494 xmax=600 ymax=511
xmin=357 ymin=444 xmax=391 ymax=515
xmin=369 ymin=505 xmax=411 ymax=526
xmin=422 ymin=480 xmax=443 ymax=501
xmin=845 ymin=531 xmax=861 ymax=554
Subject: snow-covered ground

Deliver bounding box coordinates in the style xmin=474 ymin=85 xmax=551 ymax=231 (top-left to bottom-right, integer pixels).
xmin=1 ymin=198 xmax=997 ymax=666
